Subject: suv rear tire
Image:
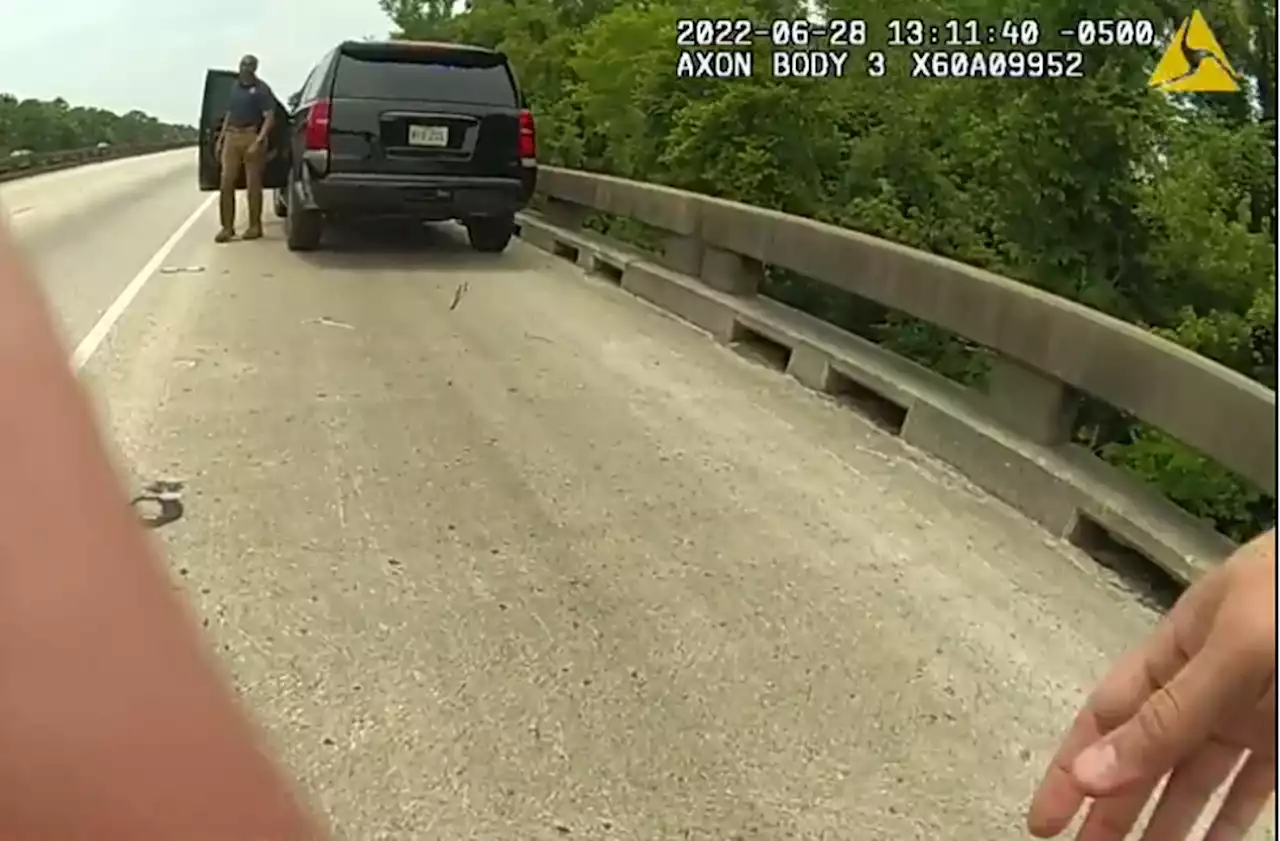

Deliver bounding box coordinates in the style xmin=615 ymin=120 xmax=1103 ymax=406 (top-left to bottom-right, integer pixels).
xmin=286 ymin=206 xmax=323 ymax=251
xmin=285 ymin=175 xmax=323 ymax=251
xmin=466 ymin=216 xmax=514 ymax=253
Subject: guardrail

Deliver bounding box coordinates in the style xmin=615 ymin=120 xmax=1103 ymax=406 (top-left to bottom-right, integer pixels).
xmin=0 ymin=141 xmax=194 ymax=184
xmin=517 ymin=166 xmax=1275 ymax=585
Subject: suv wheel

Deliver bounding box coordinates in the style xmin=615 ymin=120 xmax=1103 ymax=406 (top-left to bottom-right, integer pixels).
xmin=285 ymin=177 xmax=323 ymax=251
xmin=273 ymin=190 xmax=288 ymax=219
xmin=466 ymin=216 xmax=514 ymax=253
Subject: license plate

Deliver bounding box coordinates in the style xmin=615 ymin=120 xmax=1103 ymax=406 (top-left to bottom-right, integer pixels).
xmin=407 ymin=124 xmax=448 ymax=147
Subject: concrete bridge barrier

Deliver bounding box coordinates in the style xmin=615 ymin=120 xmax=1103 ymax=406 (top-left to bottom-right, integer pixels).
xmin=0 ymin=141 xmax=194 ymax=183
xmin=517 ymin=166 xmax=1275 ymax=585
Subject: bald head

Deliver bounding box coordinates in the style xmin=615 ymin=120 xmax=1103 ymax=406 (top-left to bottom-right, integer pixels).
xmin=238 ymin=54 xmax=258 ymax=82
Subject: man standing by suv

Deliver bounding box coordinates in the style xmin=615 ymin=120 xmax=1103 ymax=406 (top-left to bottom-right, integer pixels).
xmin=215 ymin=54 xmax=275 ymax=243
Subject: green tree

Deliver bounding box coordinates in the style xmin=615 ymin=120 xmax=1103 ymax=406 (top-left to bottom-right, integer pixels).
xmin=0 ymin=94 xmax=194 ymax=156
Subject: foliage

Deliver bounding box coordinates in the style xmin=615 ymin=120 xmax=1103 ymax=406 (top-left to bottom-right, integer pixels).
xmin=381 ymin=0 xmax=1276 ymax=539
xmin=0 ymin=94 xmax=194 ymax=156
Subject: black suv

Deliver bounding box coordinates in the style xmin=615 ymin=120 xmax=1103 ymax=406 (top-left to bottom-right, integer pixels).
xmin=198 ymin=40 xmax=537 ymax=252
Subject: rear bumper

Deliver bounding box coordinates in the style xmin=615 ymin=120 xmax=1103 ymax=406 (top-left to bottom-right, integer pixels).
xmin=304 ymin=171 xmax=534 ymax=219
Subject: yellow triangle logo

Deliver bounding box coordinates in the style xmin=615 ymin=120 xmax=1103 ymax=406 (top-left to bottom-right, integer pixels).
xmin=1149 ymin=10 xmax=1241 ymax=92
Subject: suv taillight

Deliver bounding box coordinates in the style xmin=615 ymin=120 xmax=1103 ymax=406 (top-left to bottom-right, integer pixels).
xmin=518 ymin=109 xmax=536 ymax=161
xmin=305 ymin=99 xmax=331 ymax=150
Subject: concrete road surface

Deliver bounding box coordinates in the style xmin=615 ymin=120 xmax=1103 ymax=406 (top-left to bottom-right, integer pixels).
xmin=5 ymin=152 xmax=1271 ymax=840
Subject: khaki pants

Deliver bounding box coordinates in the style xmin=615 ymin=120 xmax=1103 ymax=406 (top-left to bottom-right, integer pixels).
xmin=218 ymin=126 xmax=265 ymax=232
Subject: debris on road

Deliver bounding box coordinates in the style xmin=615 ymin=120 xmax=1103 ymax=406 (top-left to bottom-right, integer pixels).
xmin=305 ymin=316 xmax=355 ymax=330
xmin=449 ymin=280 xmax=470 ymax=310
xmin=130 ymin=478 xmax=185 ymax=530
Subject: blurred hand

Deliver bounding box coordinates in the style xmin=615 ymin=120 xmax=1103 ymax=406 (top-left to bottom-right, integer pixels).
xmin=0 ymin=213 xmax=328 ymax=840
xmin=1028 ymin=530 xmax=1275 ymax=841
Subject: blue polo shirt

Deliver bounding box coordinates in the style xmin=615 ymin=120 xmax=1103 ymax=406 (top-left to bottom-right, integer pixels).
xmin=227 ymin=79 xmax=273 ymax=129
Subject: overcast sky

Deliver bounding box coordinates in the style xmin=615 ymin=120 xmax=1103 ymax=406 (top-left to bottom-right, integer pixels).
xmin=0 ymin=0 xmax=394 ymax=125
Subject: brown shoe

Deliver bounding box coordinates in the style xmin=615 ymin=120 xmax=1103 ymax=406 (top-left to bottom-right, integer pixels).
xmin=214 ymin=228 xmax=235 ymax=243
xmin=242 ymin=226 xmax=263 ymax=240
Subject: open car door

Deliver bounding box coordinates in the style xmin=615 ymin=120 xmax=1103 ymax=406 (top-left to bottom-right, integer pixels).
xmin=198 ymin=69 xmax=291 ymax=192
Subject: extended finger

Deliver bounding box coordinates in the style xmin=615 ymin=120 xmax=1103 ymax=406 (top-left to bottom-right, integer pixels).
xmin=1029 ymin=643 xmax=1168 ymax=837
xmin=1074 ymin=776 xmax=1160 ymax=841
xmin=1139 ymin=740 xmax=1243 ymax=841
xmin=1073 ymin=619 xmax=1266 ymax=795
xmin=1029 ymin=705 xmax=1106 ymax=837
xmin=1204 ymin=751 xmax=1276 ymax=841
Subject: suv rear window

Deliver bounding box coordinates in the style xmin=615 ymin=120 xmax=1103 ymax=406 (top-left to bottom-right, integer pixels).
xmin=333 ymin=48 xmax=518 ymax=106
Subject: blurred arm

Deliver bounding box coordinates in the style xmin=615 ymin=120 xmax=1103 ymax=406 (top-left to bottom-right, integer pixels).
xmin=0 ymin=220 xmax=325 ymax=839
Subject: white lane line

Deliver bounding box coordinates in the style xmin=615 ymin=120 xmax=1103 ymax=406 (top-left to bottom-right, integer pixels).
xmin=71 ymin=193 xmax=215 ymax=370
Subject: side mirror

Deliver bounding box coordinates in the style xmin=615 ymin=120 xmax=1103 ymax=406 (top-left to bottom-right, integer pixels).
xmin=286 ymin=91 xmax=301 ymax=110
